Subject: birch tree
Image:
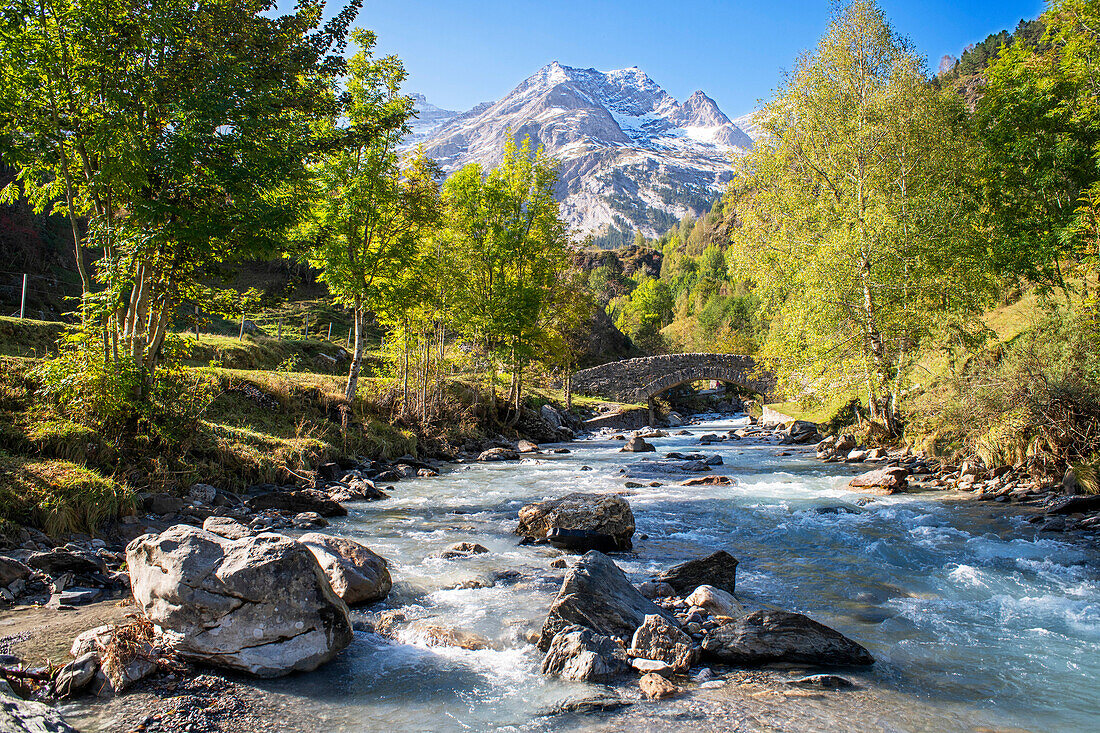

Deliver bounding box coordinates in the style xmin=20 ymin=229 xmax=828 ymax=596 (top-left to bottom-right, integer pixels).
xmin=728 ymin=0 xmax=987 ymax=434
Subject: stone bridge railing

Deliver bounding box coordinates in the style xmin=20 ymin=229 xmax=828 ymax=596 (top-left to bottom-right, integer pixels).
xmin=572 ymin=353 xmax=774 ymax=404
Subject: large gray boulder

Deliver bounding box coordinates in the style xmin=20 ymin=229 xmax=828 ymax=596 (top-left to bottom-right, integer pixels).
xmin=701 ymin=610 xmax=873 ymax=667
xmin=517 ymin=493 xmax=635 ymax=551
xmin=126 ymin=525 xmax=353 ymax=677
xmin=540 ymin=625 xmax=631 ymax=682
xmin=537 ymin=551 xmax=677 ymax=651
xmin=848 ymin=468 xmax=909 ymax=494
xmin=299 ymin=533 xmax=391 ymax=606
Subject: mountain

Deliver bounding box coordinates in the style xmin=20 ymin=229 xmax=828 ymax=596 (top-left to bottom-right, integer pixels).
xmin=413 ymin=62 xmax=754 ymax=245
xmin=732 ymin=111 xmax=766 ymax=143
xmin=404 ymin=93 xmax=462 ymax=148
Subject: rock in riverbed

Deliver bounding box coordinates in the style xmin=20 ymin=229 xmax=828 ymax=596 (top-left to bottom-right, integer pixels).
xmin=629 ymin=614 xmax=698 ymax=672
xmin=848 ymin=468 xmax=909 ymax=494
xmin=621 ymin=436 xmax=656 ymax=453
xmin=686 ymin=584 xmax=742 ymax=618
xmin=538 ymin=551 xmax=677 ymax=651
xmin=656 ymin=550 xmax=739 ymax=595
xmin=246 ymin=489 xmax=347 ymax=518
xmin=541 ymin=624 xmax=631 ymax=682
xmin=639 ymin=672 xmax=681 ymax=699
xmin=299 ymin=533 xmax=391 ymax=606
xmin=478 ymin=447 xmax=520 ymax=462
xmin=127 ymin=525 xmax=353 ymax=677
xmin=1 ymin=679 xmax=78 ymax=732
xmin=517 ymin=493 xmax=635 ymax=551
xmin=701 ymin=610 xmax=873 ymax=667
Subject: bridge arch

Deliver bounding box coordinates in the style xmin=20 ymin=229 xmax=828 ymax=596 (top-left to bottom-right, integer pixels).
xmin=572 ymin=354 xmax=774 ymax=405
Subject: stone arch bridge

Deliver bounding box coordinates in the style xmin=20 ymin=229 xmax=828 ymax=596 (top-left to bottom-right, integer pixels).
xmin=572 ymin=353 xmax=775 ymax=405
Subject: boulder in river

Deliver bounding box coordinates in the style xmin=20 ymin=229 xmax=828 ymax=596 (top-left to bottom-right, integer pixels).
xmin=656 ymin=550 xmax=739 ymax=595
xmin=681 ymin=475 xmax=733 ymax=487
xmin=1047 ymin=494 xmax=1100 ymax=515
xmin=686 ymin=584 xmax=742 ymax=618
xmin=246 ymin=489 xmax=347 ymax=518
xmin=621 ymin=436 xmax=656 ymax=453
xmin=848 ymin=467 xmax=909 ymax=494
xmin=126 ymin=525 xmax=353 ymax=677
xmin=782 ymin=420 xmax=821 ymax=445
xmin=546 ymin=528 xmax=621 ymax=553
xmin=517 ymin=492 xmax=635 ymax=551
xmin=478 ymin=447 xmax=520 ymax=462
xmin=629 ymin=614 xmax=698 ymax=672
xmin=541 ymin=624 xmax=631 ymax=682
xmin=299 ymin=533 xmax=391 ymax=606
xmin=701 ymin=610 xmax=873 ymax=667
xmin=538 ymin=551 xmax=677 ymax=651
xmin=639 ymin=672 xmax=681 ymax=700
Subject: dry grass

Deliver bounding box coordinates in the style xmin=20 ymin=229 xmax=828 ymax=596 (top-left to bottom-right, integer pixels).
xmin=0 ymin=451 xmax=135 ymax=536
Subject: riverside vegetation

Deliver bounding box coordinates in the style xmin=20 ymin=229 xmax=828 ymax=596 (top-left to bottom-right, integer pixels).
xmin=1 ymin=0 xmax=1100 ymax=731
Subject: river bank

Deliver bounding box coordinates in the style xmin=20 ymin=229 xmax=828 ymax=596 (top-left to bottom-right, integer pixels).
xmin=4 ymin=413 xmax=1100 ymax=732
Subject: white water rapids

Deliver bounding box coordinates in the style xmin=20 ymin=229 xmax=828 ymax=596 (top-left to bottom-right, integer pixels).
xmin=80 ymin=415 xmax=1100 ymax=731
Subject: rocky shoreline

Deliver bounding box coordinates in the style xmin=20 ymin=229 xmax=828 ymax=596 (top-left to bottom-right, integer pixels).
xmin=3 ymin=408 xmax=1099 ymax=732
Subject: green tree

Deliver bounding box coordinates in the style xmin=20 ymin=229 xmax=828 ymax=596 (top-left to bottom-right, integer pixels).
xmin=728 ymin=0 xmax=988 ymax=434
xmin=614 ymin=275 xmax=673 ymax=353
xmin=301 ymin=29 xmax=440 ymax=402
xmin=976 ymin=0 xmax=1100 ymax=301
xmin=0 ymin=0 xmax=362 ymax=393
xmin=443 ymin=137 xmax=571 ymax=416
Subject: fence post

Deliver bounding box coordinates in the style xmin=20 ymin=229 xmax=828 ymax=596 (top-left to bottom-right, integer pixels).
xmin=304 ymin=314 xmax=309 ymax=339
xmin=277 ymin=318 xmax=283 ymax=340
xmin=327 ymin=322 xmax=333 ymax=340
xmin=20 ymin=274 xmax=27 ymax=319
xmin=347 ymin=326 xmax=352 ymax=348
xmin=239 ymin=313 xmax=245 ymax=340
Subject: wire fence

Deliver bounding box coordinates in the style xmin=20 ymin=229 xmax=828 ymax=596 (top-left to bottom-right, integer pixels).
xmin=0 ymin=269 xmax=82 ymax=321
xmin=2 ymin=270 xmax=367 ymax=350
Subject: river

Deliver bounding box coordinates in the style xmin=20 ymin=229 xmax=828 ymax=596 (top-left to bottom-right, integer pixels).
xmin=81 ymin=415 xmax=1100 ymax=732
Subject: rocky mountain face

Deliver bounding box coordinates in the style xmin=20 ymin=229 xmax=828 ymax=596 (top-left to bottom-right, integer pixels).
xmin=404 ymin=93 xmax=461 ymax=149
xmin=411 ymin=62 xmax=755 ymax=246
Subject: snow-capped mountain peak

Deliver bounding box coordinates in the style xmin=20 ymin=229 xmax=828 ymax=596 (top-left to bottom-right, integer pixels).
xmin=415 ymin=63 xmax=754 ymax=243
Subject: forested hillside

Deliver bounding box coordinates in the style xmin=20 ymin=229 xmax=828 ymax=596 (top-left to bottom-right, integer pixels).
xmin=596 ymin=0 xmax=1100 ymax=478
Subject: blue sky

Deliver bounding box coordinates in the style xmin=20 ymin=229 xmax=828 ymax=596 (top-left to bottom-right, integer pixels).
xmin=289 ymin=0 xmax=1046 ymax=118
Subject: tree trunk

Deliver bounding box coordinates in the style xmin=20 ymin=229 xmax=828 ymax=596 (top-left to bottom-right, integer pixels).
xmin=345 ymin=307 xmax=364 ymax=402
xmin=402 ymin=321 xmax=410 ymax=416
xmin=564 ymin=369 xmax=573 ymax=410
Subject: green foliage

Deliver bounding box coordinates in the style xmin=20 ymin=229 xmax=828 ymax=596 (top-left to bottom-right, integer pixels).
xmin=727 ymin=0 xmax=990 ymax=433
xmin=32 ymin=330 xmax=215 ymax=446
xmin=611 ymin=276 xmax=674 ymax=352
xmin=976 ymin=0 xmax=1100 ymax=298
xmin=907 ymin=305 xmax=1100 ymax=466
xmin=441 ymin=136 xmax=576 ymax=412
xmin=0 ymin=0 xmax=361 ymax=386
xmin=938 ymin=18 xmax=1044 ymax=82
